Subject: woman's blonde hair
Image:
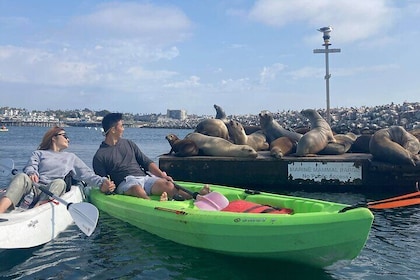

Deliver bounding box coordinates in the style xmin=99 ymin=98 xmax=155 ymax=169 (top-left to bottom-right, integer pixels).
xmin=38 ymin=126 xmax=65 ymax=150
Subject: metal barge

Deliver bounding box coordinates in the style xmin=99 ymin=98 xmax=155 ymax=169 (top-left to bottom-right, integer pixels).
xmin=159 ymin=152 xmax=420 ymax=194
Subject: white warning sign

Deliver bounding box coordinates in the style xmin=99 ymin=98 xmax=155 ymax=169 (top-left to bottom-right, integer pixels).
xmin=288 ymin=162 xmax=362 ymax=182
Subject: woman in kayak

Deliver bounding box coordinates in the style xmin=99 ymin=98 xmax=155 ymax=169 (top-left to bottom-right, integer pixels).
xmin=93 ymin=113 xmax=210 ymax=201
xmin=0 ymin=126 xmax=115 ymax=213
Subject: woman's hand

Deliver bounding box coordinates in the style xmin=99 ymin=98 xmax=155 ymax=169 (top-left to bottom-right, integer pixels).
xmin=29 ymin=173 xmax=39 ymax=183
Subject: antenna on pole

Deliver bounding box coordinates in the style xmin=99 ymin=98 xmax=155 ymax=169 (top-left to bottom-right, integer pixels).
xmin=313 ymin=26 xmax=341 ymax=125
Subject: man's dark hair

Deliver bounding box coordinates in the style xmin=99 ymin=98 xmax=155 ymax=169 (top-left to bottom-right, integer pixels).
xmin=102 ymin=113 xmax=123 ymax=135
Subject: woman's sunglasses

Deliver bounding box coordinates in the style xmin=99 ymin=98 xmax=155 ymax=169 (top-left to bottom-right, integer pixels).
xmin=56 ymin=133 xmax=69 ymax=140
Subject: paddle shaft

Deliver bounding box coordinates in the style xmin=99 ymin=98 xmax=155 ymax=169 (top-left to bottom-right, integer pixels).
xmin=171 ymin=182 xmax=229 ymax=210
xmin=142 ymin=169 xmax=199 ymax=199
xmin=172 ymin=182 xmax=199 ymax=199
xmin=367 ymin=191 xmax=420 ymax=206
xmin=340 ymin=191 xmax=420 ymax=212
xmin=38 ymin=185 xmax=71 ymax=208
xmin=135 ymin=170 xmax=228 ymax=210
xmin=368 ymin=197 xmax=420 ymax=209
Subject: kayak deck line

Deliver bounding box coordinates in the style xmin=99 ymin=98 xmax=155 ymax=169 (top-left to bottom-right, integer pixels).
xmin=154 ymin=207 xmax=188 ymax=215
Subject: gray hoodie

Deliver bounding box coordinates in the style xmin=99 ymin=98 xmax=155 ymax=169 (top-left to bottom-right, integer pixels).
xmin=24 ymin=150 xmax=106 ymax=186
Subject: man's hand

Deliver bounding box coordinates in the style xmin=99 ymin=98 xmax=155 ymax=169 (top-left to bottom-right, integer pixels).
xmin=100 ymin=178 xmax=116 ymax=193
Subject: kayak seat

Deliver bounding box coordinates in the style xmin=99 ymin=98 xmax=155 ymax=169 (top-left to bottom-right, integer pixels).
xmin=288 ymin=200 xmax=325 ymax=213
xmin=222 ymin=200 xmax=293 ymax=214
xmin=243 ymin=196 xmax=292 ymax=210
xmin=242 ymin=195 xmax=326 ymax=213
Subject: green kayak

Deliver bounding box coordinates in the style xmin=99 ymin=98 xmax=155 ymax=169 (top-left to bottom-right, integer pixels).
xmin=87 ymin=181 xmax=373 ymax=267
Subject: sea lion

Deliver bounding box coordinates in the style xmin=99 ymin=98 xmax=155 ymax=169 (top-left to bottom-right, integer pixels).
xmin=369 ymin=126 xmax=420 ymax=166
xmin=194 ymin=118 xmax=229 ymax=140
xmin=259 ymin=110 xmax=303 ymax=143
xmin=165 ymin=133 xmax=199 ymax=157
xmin=294 ymin=126 xmax=311 ymax=134
xmin=269 ymin=136 xmax=297 ymax=158
xmin=295 ymin=109 xmax=336 ymax=157
xmin=349 ymin=134 xmax=372 ymax=153
xmin=214 ymin=104 xmax=264 ymax=135
xmin=185 ymin=132 xmax=258 ymax=158
xmin=243 ymin=125 xmax=263 ymax=135
xmin=214 ymin=104 xmax=228 ymax=123
xmin=226 ymin=120 xmax=269 ymax=151
xmin=409 ymin=128 xmax=420 ymax=142
xmin=318 ymin=132 xmax=357 ymax=155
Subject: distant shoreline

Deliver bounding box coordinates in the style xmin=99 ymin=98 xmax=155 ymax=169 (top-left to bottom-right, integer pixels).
xmin=1 ymin=101 xmax=419 ymax=134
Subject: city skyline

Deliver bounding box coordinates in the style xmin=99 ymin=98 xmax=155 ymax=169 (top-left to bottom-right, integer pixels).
xmin=0 ymin=1 xmax=419 ymax=116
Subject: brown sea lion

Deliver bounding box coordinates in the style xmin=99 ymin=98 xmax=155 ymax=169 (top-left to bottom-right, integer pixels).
xmin=214 ymin=104 xmax=228 ymax=123
xmin=318 ymin=132 xmax=357 ymax=155
xmin=269 ymin=136 xmax=297 ymax=158
xmin=295 ymin=109 xmax=336 ymax=157
xmin=227 ymin=120 xmax=269 ymax=151
xmin=294 ymin=126 xmax=311 ymax=134
xmin=194 ymin=118 xmax=229 ymax=140
xmin=243 ymin=125 xmax=263 ymax=135
xmin=165 ymin=134 xmax=199 ymax=157
xmin=349 ymin=134 xmax=372 ymax=153
xmin=259 ymin=110 xmax=303 ymax=143
xmin=409 ymin=128 xmax=420 ymax=142
xmin=213 ymin=104 xmax=262 ymax=136
xmin=369 ymin=126 xmax=420 ymax=166
xmin=185 ymin=132 xmax=258 ymax=158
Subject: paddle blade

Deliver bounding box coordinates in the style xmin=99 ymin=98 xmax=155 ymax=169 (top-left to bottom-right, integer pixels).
xmin=68 ymin=202 xmax=99 ymax=236
xmin=194 ymin=191 xmax=230 ymax=211
xmin=368 ymin=198 xmax=420 ymax=209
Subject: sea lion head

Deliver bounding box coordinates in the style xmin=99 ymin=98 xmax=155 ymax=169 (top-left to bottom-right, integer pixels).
xmin=165 ymin=133 xmax=198 ymax=157
xmin=259 ymin=110 xmax=274 ymax=127
xmin=227 ymin=120 xmax=249 ymax=145
xmin=300 ymin=109 xmax=320 ymax=120
xmin=239 ymin=145 xmax=258 ymax=158
xmin=165 ymin=134 xmax=180 ymax=147
xmin=214 ymin=104 xmax=227 ymax=120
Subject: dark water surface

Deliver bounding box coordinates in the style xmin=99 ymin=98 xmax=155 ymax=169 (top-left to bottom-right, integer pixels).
xmin=0 ymin=127 xmax=419 ymax=280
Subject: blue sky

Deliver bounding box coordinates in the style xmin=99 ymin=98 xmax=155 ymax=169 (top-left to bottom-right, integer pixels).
xmin=0 ymin=0 xmax=418 ymax=115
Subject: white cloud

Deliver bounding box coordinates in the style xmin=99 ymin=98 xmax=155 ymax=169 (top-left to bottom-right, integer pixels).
xmin=288 ymin=67 xmax=323 ymax=80
xmin=334 ymin=64 xmax=399 ymax=77
xmin=288 ymin=64 xmax=399 ymax=80
xmin=248 ymin=0 xmax=396 ymax=44
xmin=0 ymin=46 xmax=98 ymax=86
xmin=164 ymin=76 xmax=201 ymax=88
xmin=69 ymin=2 xmax=193 ymax=45
xmin=259 ymin=63 xmax=286 ymax=83
xmin=0 ymin=16 xmax=30 ymax=28
xmin=220 ymin=78 xmax=252 ymax=91
xmin=127 ymin=66 xmax=178 ymax=81
xmin=0 ymin=3 xmax=188 ymax=89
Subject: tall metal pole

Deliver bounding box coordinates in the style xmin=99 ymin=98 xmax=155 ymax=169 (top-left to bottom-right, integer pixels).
xmin=313 ymin=26 xmax=340 ymax=125
xmin=324 ymin=43 xmax=331 ymax=125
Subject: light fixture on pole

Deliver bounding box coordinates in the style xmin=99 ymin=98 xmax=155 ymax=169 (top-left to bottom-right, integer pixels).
xmin=313 ymin=26 xmax=341 ymax=125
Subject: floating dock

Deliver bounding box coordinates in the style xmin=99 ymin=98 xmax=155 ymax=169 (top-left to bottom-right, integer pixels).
xmin=159 ymin=152 xmax=420 ymax=194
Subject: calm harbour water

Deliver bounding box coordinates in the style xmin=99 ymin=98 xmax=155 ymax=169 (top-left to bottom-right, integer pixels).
xmin=0 ymin=126 xmax=419 ymax=280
